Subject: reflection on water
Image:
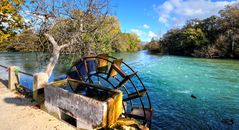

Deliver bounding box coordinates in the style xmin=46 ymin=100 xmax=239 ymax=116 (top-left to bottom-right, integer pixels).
xmin=1 ymin=51 xmax=239 ymax=129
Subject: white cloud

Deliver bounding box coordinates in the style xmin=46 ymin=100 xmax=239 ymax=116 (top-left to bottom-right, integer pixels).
xmin=162 ymin=1 xmax=174 ymax=13
xmin=158 ymin=14 xmax=169 ymax=23
xmin=129 ymin=28 xmax=160 ymax=41
xmin=154 ymin=0 xmax=239 ymax=28
xmin=130 ymin=29 xmax=146 ymax=36
xmin=148 ymin=31 xmax=157 ymax=39
xmin=143 ymin=24 xmax=150 ymax=29
xmin=147 ymin=31 xmax=160 ymax=41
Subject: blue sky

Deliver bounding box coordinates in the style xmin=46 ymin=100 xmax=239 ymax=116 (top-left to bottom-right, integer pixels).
xmin=112 ymin=0 xmax=239 ymax=42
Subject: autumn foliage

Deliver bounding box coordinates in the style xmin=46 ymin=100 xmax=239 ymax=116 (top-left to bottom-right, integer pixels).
xmin=0 ymin=0 xmax=26 ymax=43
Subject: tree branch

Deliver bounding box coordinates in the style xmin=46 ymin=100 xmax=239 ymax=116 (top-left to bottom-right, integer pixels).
xmin=44 ymin=33 xmax=58 ymax=48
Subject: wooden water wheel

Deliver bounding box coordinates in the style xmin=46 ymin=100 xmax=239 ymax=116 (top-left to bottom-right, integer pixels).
xmin=67 ymin=54 xmax=153 ymax=128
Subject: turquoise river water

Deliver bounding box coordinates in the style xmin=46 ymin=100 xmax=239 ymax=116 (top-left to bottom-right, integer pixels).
xmin=0 ymin=51 xmax=239 ymax=130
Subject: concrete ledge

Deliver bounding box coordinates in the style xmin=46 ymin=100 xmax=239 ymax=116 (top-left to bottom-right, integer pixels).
xmin=44 ymin=79 xmax=123 ymax=129
xmin=0 ymin=84 xmax=75 ymax=130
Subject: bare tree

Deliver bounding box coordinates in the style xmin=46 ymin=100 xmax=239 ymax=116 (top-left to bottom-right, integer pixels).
xmin=27 ymin=0 xmax=111 ymax=81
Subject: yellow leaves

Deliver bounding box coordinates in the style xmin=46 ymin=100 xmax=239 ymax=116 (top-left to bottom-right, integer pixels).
xmin=0 ymin=2 xmax=14 ymax=13
xmin=0 ymin=0 xmax=25 ymax=44
xmin=102 ymin=16 xmax=121 ymax=36
xmin=71 ymin=10 xmax=84 ymax=19
xmin=0 ymin=0 xmax=24 ymax=14
xmin=0 ymin=30 xmax=11 ymax=43
xmin=12 ymin=0 xmax=24 ymax=5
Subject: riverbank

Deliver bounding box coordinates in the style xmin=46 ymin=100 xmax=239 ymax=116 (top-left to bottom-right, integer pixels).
xmin=1 ymin=51 xmax=239 ymax=129
xmin=146 ymin=50 xmax=239 ymax=60
xmin=0 ymin=79 xmax=75 ymax=130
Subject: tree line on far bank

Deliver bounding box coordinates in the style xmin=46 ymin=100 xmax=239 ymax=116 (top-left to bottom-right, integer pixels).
xmin=0 ymin=22 xmax=141 ymax=54
xmin=0 ymin=1 xmax=141 ymax=54
xmin=0 ymin=17 xmax=141 ymax=54
xmin=145 ymin=3 xmax=239 ymax=59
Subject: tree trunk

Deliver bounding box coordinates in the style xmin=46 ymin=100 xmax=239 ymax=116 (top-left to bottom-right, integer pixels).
xmin=44 ymin=34 xmax=61 ymax=79
xmin=33 ymin=34 xmax=72 ymax=101
xmin=35 ymin=33 xmax=70 ymax=84
xmin=44 ymin=34 xmax=61 ymax=78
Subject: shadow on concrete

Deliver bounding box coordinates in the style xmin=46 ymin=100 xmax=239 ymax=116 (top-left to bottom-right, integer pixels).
xmin=3 ymin=93 xmax=40 ymax=109
xmin=0 ymin=78 xmax=8 ymax=87
xmin=0 ymin=79 xmax=38 ymax=107
xmin=4 ymin=97 xmax=34 ymax=106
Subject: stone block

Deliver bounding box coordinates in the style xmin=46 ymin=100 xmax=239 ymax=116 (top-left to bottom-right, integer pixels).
xmin=8 ymin=66 xmax=20 ymax=90
xmin=33 ymin=72 xmax=48 ymax=101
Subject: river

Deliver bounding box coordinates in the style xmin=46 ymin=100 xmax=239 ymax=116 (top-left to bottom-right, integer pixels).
xmin=0 ymin=51 xmax=239 ymax=130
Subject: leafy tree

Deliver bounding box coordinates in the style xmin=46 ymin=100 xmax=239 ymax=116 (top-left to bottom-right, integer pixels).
xmin=0 ymin=0 xmax=26 ymax=43
xmin=145 ymin=3 xmax=239 ymax=59
xmin=127 ymin=33 xmax=141 ymax=51
xmin=25 ymin=0 xmax=112 ymax=82
xmin=161 ymin=28 xmax=184 ymax=54
xmin=181 ymin=28 xmax=208 ymax=55
xmin=5 ymin=29 xmax=38 ymax=52
xmin=200 ymin=16 xmax=220 ymax=43
xmin=90 ymin=16 xmax=121 ymax=53
xmin=115 ymin=33 xmax=141 ymax=52
xmin=144 ymin=40 xmax=160 ymax=52
xmin=219 ymin=3 xmax=239 ymax=58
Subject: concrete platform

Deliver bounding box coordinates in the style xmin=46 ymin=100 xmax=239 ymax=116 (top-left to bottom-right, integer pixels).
xmin=0 ymin=79 xmax=75 ymax=130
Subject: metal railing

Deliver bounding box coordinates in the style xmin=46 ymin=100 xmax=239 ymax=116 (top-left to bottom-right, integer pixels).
xmin=0 ymin=64 xmax=34 ymax=95
xmin=0 ymin=64 xmax=33 ymax=77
